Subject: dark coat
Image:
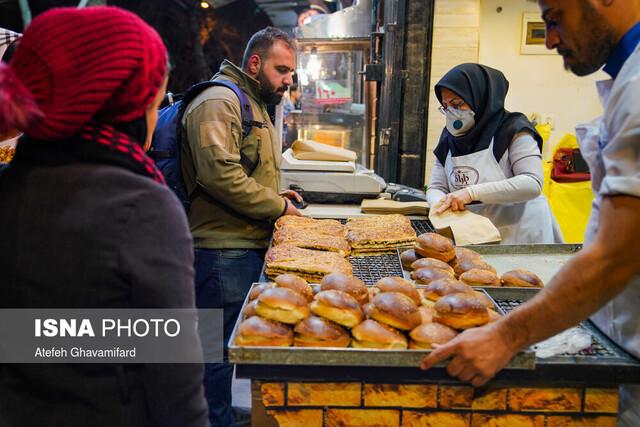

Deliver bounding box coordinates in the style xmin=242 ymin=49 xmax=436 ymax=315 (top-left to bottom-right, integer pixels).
xmin=0 ymin=160 xmax=209 ymax=427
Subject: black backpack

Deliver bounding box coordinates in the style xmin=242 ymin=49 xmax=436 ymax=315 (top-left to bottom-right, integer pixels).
xmin=149 ymin=79 xmax=262 ymax=211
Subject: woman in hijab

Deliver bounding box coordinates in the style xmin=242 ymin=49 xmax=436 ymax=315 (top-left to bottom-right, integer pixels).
xmin=427 ymin=63 xmax=562 ymax=244
xmin=0 ymin=7 xmax=208 ymax=426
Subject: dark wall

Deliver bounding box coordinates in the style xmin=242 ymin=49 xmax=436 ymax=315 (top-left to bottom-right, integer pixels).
xmin=0 ymin=0 xmax=272 ymax=94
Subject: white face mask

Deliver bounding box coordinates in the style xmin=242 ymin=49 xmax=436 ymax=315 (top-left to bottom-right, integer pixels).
xmin=445 ymin=108 xmax=475 ymax=136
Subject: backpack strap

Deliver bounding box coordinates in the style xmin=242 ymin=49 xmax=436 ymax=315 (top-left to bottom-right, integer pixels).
xmin=180 ymin=79 xmax=264 ymax=175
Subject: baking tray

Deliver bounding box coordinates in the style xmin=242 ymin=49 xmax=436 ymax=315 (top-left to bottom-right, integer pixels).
xmin=465 ymin=243 xmax=580 ymax=284
xmin=402 ymin=244 xmax=581 ymax=284
xmin=228 ymin=284 xmax=535 ymax=370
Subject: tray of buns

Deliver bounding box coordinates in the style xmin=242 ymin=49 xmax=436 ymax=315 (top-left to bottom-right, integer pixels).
xmin=228 ymin=271 xmax=536 ymax=370
xmin=401 ymin=240 xmax=582 ymax=287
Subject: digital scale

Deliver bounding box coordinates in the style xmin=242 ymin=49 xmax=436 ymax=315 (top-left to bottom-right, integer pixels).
xmin=280 ymin=148 xmax=426 ymax=204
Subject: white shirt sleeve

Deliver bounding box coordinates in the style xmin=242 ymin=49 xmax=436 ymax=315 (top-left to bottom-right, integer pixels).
xmin=466 ymin=133 xmax=543 ymax=204
xmin=601 ymin=72 xmax=640 ymax=198
xmin=426 ymin=159 xmax=449 ymax=207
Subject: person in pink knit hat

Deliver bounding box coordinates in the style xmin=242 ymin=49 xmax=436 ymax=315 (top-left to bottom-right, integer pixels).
xmin=0 ymin=7 xmax=209 ymax=426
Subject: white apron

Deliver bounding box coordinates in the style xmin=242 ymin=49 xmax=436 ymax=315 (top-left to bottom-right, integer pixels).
xmin=444 ymin=141 xmax=562 ymax=244
xmin=579 ymin=77 xmax=640 ymax=427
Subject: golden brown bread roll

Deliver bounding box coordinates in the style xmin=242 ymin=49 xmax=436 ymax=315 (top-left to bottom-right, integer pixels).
xmin=501 ymin=269 xmax=544 ymax=288
xmin=248 ymin=283 xmax=272 ymax=301
xmin=369 ymin=292 xmax=422 ymax=331
xmin=351 ymin=319 xmax=408 ymax=349
xmin=453 ymin=247 xmax=483 ymax=262
xmin=414 ymin=233 xmax=455 ymax=262
xmin=418 ymin=305 xmax=433 ymax=324
xmin=400 ymin=248 xmax=421 ymax=270
xmin=424 ymin=278 xmax=474 ymax=301
xmin=320 ymin=273 xmax=370 ymax=305
xmin=256 ymin=287 xmax=310 ymax=324
xmin=310 ymin=290 xmax=364 ymax=328
xmin=459 ymin=268 xmax=501 ymax=287
xmin=274 ymin=274 xmax=314 ymax=302
xmin=473 ymin=291 xmax=495 ymax=309
xmin=293 ymin=315 xmax=351 ymax=347
xmin=243 ymin=299 xmax=259 ymax=318
xmin=411 ymin=258 xmax=455 ymax=275
xmin=375 ymin=277 xmax=421 ymax=305
xmin=235 ymin=316 xmax=293 ymax=346
xmin=433 ymin=293 xmax=489 ymax=329
xmin=453 ymin=258 xmax=497 ymax=277
xmin=409 ymin=322 xmax=458 ymax=349
xmin=411 ymin=267 xmax=455 ymax=285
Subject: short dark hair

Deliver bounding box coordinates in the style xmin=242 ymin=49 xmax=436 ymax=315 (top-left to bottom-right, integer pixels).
xmin=241 ymin=27 xmax=295 ymax=69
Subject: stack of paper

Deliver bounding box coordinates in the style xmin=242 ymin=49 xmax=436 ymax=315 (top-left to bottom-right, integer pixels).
xmin=360 ymin=199 xmax=429 ymax=216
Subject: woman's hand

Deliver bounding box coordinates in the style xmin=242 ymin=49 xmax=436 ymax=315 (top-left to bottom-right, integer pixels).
xmin=435 ymin=189 xmax=472 ymax=214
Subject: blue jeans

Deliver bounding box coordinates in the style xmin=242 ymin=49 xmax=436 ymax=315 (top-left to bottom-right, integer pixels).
xmin=194 ymin=248 xmax=265 ymax=427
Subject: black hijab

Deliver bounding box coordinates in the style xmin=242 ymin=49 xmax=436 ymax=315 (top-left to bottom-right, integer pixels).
xmin=433 ymin=63 xmax=542 ymax=165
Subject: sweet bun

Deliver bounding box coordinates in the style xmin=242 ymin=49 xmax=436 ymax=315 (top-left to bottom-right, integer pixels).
xmin=249 ymin=283 xmax=272 ymax=301
xmin=409 ymin=322 xmax=458 ymax=349
xmin=501 ymin=269 xmax=544 ymax=288
xmin=411 ymin=258 xmax=454 ymax=275
xmin=424 ymin=278 xmax=473 ymax=301
xmin=293 ymin=315 xmax=350 ymax=347
xmin=414 ymin=233 xmax=455 ymax=262
xmin=418 ymin=305 xmax=433 ymax=324
xmin=320 ymin=273 xmax=369 ymax=305
xmin=256 ymin=287 xmax=310 ymax=324
xmin=351 ymin=319 xmax=408 ymax=349
xmin=274 ymin=274 xmax=314 ymax=302
xmin=453 ymin=258 xmax=496 ymax=277
xmin=375 ymin=277 xmax=421 ymax=305
xmin=400 ymin=249 xmax=421 ymax=270
xmin=473 ymin=291 xmax=495 ymax=309
xmin=243 ymin=299 xmax=259 ymax=318
xmin=411 ymin=267 xmax=455 ymax=285
xmin=369 ymin=292 xmax=422 ymax=331
xmin=235 ymin=316 xmax=293 ymax=346
xmin=459 ymin=269 xmax=501 ymax=287
xmin=433 ymin=293 xmax=489 ymax=329
xmin=310 ymin=290 xmax=364 ymax=328
xmin=454 ymin=247 xmax=483 ymax=262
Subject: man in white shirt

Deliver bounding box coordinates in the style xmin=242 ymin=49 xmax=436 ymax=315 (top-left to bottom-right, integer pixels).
xmin=421 ymin=1 xmax=640 ymax=424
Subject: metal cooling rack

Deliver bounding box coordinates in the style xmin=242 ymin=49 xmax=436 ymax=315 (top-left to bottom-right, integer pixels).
xmin=496 ymin=298 xmax=617 ymax=358
xmin=349 ymin=253 xmax=404 ymax=285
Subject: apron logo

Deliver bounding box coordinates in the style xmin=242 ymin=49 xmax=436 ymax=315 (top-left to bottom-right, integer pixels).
xmin=450 ymin=166 xmax=479 ymax=189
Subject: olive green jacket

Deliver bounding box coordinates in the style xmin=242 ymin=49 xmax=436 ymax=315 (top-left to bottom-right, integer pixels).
xmin=181 ymin=60 xmax=286 ymax=249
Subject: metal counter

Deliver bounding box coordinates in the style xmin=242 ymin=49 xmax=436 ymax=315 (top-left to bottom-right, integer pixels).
xmin=233 ymin=243 xmax=640 ymax=385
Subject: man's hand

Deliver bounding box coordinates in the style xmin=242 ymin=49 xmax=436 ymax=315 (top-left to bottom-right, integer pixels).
xmin=280 ymin=189 xmax=303 ymax=203
xmin=283 ymin=197 xmax=302 ymax=216
xmin=435 ymin=189 xmax=472 ymax=214
xmin=420 ymin=322 xmax=519 ymax=387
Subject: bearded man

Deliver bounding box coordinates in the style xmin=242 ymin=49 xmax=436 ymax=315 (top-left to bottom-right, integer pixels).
xmin=181 ymin=27 xmax=302 ymax=427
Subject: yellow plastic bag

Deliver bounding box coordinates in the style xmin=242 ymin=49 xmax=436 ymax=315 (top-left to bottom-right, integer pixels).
xmin=542 ymin=134 xmax=595 ymax=243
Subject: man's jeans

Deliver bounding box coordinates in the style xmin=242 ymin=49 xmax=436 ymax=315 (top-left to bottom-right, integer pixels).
xmin=194 ymin=248 xmax=265 ymax=427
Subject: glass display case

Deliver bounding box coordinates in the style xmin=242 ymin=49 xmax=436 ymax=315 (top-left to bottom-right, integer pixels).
xmin=284 ymin=44 xmax=369 ymax=167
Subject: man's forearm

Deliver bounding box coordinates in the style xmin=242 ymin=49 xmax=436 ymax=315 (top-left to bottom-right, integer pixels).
xmin=498 ymin=195 xmax=640 ymax=351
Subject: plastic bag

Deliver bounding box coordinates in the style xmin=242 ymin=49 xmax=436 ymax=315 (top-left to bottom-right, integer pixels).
xmin=532 ymin=327 xmax=593 ymax=359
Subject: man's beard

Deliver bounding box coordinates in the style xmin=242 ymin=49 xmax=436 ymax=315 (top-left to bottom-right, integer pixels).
xmin=257 ymin=69 xmax=287 ymax=105
xmin=563 ymin=1 xmax=617 ymax=76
